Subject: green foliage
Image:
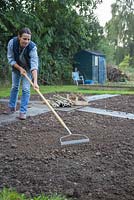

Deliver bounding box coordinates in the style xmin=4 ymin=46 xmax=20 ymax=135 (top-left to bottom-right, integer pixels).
xmin=0 ymin=188 xmax=26 ymax=200
xmin=105 ymin=0 xmax=134 ymax=66
xmin=0 ymin=45 xmax=11 ymax=85
xmin=114 ymin=46 xmax=128 ymax=65
xmin=119 ymin=55 xmax=130 ymax=69
xmin=126 ymin=67 xmax=134 ymax=80
xmin=32 ymin=194 xmax=67 ymax=200
xmin=97 ymin=37 xmax=115 ymax=65
xmin=119 ymin=55 xmax=134 ymax=81
xmin=0 ymin=188 xmax=68 ymax=200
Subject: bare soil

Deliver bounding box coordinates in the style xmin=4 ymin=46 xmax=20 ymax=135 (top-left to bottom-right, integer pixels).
xmin=0 ymin=94 xmax=134 ymax=200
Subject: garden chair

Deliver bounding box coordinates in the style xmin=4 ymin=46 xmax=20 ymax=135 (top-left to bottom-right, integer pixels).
xmin=72 ymin=71 xmax=84 ymax=86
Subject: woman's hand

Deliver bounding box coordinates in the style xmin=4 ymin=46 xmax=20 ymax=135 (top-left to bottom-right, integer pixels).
xmin=20 ymin=67 xmax=27 ymax=75
xmin=33 ymin=81 xmax=39 ymax=90
xmin=13 ymin=63 xmax=27 ymax=75
xmin=31 ymin=69 xmax=39 ymax=90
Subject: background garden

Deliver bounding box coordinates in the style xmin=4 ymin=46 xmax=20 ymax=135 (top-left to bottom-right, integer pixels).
xmin=0 ymin=0 xmax=134 ymax=85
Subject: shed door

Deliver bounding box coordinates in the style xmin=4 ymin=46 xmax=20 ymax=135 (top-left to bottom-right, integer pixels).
xmin=92 ymin=56 xmax=99 ymax=83
xmin=99 ymin=57 xmax=106 ymax=84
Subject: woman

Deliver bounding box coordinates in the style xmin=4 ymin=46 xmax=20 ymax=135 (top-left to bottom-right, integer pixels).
xmin=6 ymin=27 xmax=39 ymax=119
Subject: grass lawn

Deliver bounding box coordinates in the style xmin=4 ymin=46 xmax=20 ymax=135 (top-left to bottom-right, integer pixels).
xmin=0 ymin=84 xmax=134 ymax=98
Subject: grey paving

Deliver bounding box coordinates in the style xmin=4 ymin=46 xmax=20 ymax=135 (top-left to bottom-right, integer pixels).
xmin=0 ymin=102 xmax=50 ymax=125
xmin=78 ymin=107 xmax=134 ymax=120
xmin=84 ymin=94 xmax=120 ymax=102
xmin=0 ymin=94 xmax=133 ymax=126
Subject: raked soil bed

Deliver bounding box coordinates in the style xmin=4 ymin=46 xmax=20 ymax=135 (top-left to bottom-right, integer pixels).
xmin=0 ymin=94 xmax=134 ymax=200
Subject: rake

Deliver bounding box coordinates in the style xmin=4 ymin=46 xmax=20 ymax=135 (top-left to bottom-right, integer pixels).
xmin=24 ymin=73 xmax=89 ymax=146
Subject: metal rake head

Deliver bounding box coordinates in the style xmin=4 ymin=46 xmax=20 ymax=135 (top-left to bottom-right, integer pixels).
xmin=60 ymin=134 xmax=89 ymax=146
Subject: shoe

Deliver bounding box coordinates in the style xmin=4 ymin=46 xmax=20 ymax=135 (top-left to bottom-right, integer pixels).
xmin=3 ymin=107 xmax=16 ymax=114
xmin=18 ymin=113 xmax=26 ymax=120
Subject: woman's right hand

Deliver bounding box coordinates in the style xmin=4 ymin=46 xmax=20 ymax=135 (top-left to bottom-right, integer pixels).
xmin=20 ymin=67 xmax=27 ymax=75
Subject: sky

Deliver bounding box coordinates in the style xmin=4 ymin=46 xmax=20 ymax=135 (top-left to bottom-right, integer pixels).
xmin=95 ymin=0 xmax=116 ymax=26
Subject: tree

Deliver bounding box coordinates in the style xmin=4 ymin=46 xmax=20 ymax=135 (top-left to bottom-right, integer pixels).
xmin=105 ymin=0 xmax=134 ymax=66
xmin=119 ymin=55 xmax=130 ymax=70
xmin=97 ymin=37 xmax=115 ymax=65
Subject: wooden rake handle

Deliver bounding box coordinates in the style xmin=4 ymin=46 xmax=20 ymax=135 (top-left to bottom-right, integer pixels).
xmin=24 ymin=73 xmax=72 ymax=135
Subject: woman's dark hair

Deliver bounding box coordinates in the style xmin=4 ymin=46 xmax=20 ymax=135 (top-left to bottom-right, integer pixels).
xmin=18 ymin=27 xmax=32 ymax=36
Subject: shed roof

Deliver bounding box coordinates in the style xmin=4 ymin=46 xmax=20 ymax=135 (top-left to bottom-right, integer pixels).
xmin=81 ymin=49 xmax=105 ymax=57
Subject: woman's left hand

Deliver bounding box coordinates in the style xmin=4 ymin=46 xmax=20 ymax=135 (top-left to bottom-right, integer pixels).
xmin=33 ymin=82 xmax=39 ymax=90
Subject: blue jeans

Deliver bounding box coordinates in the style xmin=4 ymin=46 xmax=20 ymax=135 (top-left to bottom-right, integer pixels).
xmin=9 ymin=71 xmax=32 ymax=114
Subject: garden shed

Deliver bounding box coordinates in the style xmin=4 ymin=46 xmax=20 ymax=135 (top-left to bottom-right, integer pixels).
xmin=73 ymin=50 xmax=106 ymax=84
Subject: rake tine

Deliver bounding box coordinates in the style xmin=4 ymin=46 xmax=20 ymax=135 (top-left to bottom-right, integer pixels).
xmin=60 ymin=134 xmax=89 ymax=146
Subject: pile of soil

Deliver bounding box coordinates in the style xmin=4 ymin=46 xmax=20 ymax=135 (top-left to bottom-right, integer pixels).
xmin=0 ymin=94 xmax=134 ymax=200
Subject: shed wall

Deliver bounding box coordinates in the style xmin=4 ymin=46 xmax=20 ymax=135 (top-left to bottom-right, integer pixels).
xmin=74 ymin=50 xmax=106 ymax=84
